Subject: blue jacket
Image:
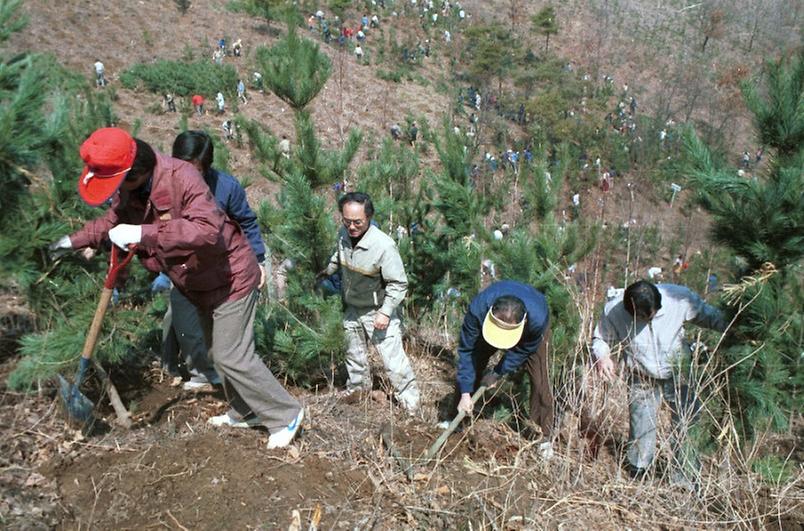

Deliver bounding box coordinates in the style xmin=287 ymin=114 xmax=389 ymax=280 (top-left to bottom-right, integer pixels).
xmin=206 ymin=168 xmax=266 ymax=262
xmin=456 ymin=280 xmax=549 ymax=393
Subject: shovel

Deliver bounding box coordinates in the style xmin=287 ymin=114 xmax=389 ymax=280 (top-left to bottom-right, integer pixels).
xmin=59 ymin=244 xmax=136 ymax=426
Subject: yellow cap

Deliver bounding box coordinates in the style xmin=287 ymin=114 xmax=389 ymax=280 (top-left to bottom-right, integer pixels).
xmin=481 ymin=308 xmax=526 ymax=350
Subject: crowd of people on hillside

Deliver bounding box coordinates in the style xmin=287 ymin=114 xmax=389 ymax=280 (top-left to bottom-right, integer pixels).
xmin=87 ymin=33 xmax=268 ymax=123
xmin=308 ymin=9 xmax=380 ymax=60
xmin=304 ymin=0 xmax=467 ymax=64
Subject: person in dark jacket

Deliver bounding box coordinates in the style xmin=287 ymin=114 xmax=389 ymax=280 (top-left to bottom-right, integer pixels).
xmin=49 ymin=127 xmax=302 ymax=448
xmin=155 ymin=130 xmax=268 ymax=390
xmin=454 ymin=280 xmax=555 ymax=457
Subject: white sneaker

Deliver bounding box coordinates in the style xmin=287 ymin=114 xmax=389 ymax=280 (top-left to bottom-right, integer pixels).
xmin=184 ymin=379 xmax=210 ymax=390
xmin=267 ymin=409 xmax=304 ymax=449
xmin=183 ymin=373 xmax=222 ymax=390
xmin=207 ymin=412 xmax=262 ymax=429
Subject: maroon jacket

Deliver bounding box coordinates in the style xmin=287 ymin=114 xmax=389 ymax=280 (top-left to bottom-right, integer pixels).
xmin=70 ymin=152 xmax=260 ymax=309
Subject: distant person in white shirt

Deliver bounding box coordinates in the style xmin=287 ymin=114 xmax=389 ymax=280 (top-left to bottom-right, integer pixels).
xmin=647 ymin=266 xmax=663 ymax=281
xmin=216 ymin=91 xmax=225 ymax=114
xmin=93 ymin=59 xmax=106 ymax=87
xmin=279 ymin=135 xmax=291 ymax=159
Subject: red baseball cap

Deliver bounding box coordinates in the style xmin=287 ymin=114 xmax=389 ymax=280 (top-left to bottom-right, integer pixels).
xmin=77 ymin=127 xmax=137 ymax=206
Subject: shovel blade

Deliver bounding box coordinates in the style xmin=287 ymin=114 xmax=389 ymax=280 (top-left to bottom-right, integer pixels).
xmin=58 ymin=373 xmax=95 ymax=424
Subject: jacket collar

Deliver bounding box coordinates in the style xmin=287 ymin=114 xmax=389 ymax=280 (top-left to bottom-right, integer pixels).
xmin=342 ymin=224 xmax=380 ymax=250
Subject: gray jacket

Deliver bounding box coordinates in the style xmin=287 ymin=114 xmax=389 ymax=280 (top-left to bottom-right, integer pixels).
xmin=592 ymin=284 xmax=726 ymax=379
xmin=326 ymin=225 xmax=408 ymax=316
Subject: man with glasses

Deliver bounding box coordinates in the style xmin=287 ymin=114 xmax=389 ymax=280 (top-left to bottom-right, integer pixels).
xmin=322 ymin=192 xmax=421 ymax=413
xmin=592 ymin=280 xmax=727 ymax=488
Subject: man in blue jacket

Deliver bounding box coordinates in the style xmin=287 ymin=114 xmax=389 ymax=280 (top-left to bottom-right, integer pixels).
xmin=455 ymin=280 xmax=555 ymax=456
xmin=155 ymin=131 xmax=268 ymax=391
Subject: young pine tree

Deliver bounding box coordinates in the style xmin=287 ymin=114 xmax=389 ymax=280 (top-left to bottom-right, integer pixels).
xmin=245 ymin=23 xmax=363 ymax=386
xmin=531 ymin=5 xmax=558 ymax=53
xmin=1 ymin=2 xmax=160 ymax=389
xmin=683 ymin=51 xmax=803 ymax=440
xmin=253 ymin=171 xmax=344 ymax=385
xmin=251 ymin=24 xmax=361 ymax=187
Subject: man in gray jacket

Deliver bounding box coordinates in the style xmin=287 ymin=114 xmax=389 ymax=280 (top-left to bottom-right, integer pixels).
xmin=592 ymin=280 xmax=726 ymax=487
xmin=324 ymin=192 xmax=421 ymax=413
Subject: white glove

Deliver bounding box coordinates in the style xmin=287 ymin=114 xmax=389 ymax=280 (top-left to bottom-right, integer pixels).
xmin=48 ymin=235 xmax=73 ymax=258
xmin=538 ymin=440 xmax=554 ymax=461
xmin=108 ymin=224 xmax=142 ymax=250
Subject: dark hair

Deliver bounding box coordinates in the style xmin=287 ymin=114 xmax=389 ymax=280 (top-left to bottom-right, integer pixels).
xmin=491 ymin=295 xmax=526 ymax=324
xmin=624 ymin=280 xmax=662 ymax=319
xmin=126 ymin=138 xmax=156 ymax=181
xmin=172 ymin=130 xmax=214 ymax=177
xmin=338 ymin=191 xmax=374 ymax=217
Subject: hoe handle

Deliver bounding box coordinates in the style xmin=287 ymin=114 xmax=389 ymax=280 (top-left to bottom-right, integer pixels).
xmin=422 ymin=385 xmax=489 ymax=463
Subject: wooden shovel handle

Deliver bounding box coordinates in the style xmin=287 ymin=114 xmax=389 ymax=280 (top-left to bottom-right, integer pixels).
xmin=80 ymin=287 xmax=114 ymax=361
xmin=80 ymin=244 xmax=137 ymax=361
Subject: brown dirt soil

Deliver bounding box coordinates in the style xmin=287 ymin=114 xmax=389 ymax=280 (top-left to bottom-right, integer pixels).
xmin=3 ymin=353 xmax=801 ymax=529
xmin=52 ymin=433 xmax=373 ymax=529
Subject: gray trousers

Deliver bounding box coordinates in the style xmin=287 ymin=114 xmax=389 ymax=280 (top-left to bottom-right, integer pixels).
xmin=627 ymin=372 xmax=701 ymax=478
xmin=199 ymin=290 xmax=301 ymax=433
xmin=162 ymin=288 xmax=218 ymax=380
xmin=343 ymin=306 xmax=420 ymax=411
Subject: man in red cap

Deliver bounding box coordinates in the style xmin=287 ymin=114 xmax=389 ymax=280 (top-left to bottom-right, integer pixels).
xmin=49 ymin=127 xmax=304 ymax=449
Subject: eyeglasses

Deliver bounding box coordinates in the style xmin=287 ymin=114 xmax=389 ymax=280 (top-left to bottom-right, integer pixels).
xmin=342 ymin=218 xmax=366 ymax=228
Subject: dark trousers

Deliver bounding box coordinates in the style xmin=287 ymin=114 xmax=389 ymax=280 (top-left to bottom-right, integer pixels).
xmin=457 ymin=324 xmax=555 ymax=437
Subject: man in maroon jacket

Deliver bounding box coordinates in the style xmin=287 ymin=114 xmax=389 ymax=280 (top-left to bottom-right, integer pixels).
xmin=49 ymin=128 xmax=303 ymax=448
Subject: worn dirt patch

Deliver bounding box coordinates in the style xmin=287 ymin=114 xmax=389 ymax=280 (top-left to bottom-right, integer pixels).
xmin=53 ymin=431 xmax=373 ymax=529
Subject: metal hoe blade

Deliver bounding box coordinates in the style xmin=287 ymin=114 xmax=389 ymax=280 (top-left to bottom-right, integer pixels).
xmin=58 ymin=373 xmax=95 ymax=424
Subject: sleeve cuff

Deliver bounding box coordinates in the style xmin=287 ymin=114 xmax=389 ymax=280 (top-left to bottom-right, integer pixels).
xmin=139 ymin=224 xmax=158 ymax=248
xmin=458 ymin=381 xmax=474 ymax=394
xmin=69 ymin=232 xmax=89 ymax=249
xmin=591 ymin=342 xmax=610 ymax=361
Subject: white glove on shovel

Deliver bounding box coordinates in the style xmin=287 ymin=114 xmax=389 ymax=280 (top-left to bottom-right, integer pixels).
xmin=108 ymin=224 xmax=142 ymax=250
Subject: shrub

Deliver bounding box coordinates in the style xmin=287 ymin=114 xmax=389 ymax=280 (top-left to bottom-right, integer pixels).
xmin=119 ymin=60 xmax=238 ymax=98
